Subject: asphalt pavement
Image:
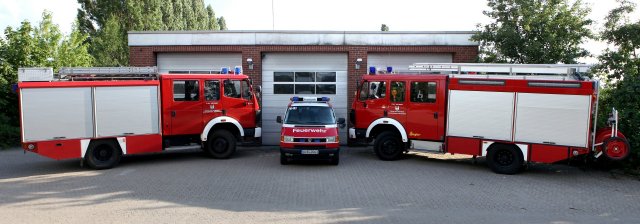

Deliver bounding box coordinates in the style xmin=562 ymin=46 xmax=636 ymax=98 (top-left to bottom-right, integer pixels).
xmin=0 ymin=146 xmax=639 ymax=224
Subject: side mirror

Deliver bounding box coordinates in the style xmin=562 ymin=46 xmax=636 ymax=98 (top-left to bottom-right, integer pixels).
xmin=337 ymin=118 xmax=346 ymax=129
xmin=276 ymin=116 xmax=282 ymax=124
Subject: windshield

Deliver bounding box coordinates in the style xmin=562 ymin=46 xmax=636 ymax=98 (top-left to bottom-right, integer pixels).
xmin=284 ymin=106 xmax=336 ymax=125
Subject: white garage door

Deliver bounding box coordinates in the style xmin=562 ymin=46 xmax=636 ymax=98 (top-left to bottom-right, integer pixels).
xmin=262 ymin=53 xmax=348 ymax=145
xmin=368 ymin=53 xmax=452 ymax=73
xmin=157 ymin=53 xmax=242 ymax=74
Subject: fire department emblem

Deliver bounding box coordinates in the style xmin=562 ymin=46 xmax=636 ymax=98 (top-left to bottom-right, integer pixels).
xmin=395 ymin=106 xmax=399 ymax=111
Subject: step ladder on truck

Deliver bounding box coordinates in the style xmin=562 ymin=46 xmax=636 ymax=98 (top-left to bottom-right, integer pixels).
xmin=17 ymin=66 xmax=262 ymax=169
xmin=348 ymin=63 xmax=630 ymax=174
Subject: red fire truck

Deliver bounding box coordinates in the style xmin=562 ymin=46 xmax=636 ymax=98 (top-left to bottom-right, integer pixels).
xmin=277 ymin=97 xmax=345 ymax=165
xmin=17 ymin=67 xmax=261 ymax=169
xmin=348 ymin=63 xmax=630 ymax=174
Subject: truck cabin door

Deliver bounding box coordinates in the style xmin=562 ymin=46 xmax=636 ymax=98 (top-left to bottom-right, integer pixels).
xmin=355 ymin=80 xmax=388 ymax=128
xmin=203 ymin=79 xmax=223 ymax=125
xmin=222 ymin=79 xmax=256 ymax=127
xmin=169 ymin=79 xmax=204 ymax=135
xmin=405 ymin=79 xmax=445 ymax=141
xmin=387 ymin=81 xmax=408 ymax=124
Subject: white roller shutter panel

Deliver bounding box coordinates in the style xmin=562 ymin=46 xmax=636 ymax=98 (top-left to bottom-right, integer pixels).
xmin=514 ymin=93 xmax=591 ymax=147
xmin=262 ymin=53 xmax=348 ymax=145
xmin=447 ymin=90 xmax=515 ymax=141
xmin=95 ymin=86 xmax=160 ymax=137
xmin=21 ymin=88 xmax=94 ymax=142
xmin=157 ymin=53 xmax=242 ymax=73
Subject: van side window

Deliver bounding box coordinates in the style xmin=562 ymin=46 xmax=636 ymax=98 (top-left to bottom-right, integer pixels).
xmin=174 ymin=80 xmax=199 ymax=101
xmin=390 ymin=81 xmax=405 ymax=102
xmin=411 ymin=82 xmax=437 ymax=103
xmin=224 ymin=80 xmax=241 ymax=98
xmin=204 ymin=80 xmax=220 ymax=101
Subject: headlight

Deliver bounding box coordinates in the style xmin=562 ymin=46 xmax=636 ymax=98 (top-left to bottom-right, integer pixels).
xmin=326 ymin=136 xmax=338 ymax=143
xmin=283 ymin=136 xmax=294 ymax=142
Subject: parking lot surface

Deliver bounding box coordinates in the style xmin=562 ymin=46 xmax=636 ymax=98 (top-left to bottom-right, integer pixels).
xmin=1 ymin=146 xmax=639 ymax=224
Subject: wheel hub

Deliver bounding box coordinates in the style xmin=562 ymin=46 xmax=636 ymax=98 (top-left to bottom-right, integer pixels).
xmin=495 ymin=150 xmax=514 ymax=166
xmin=213 ymin=138 xmax=228 ymax=152
xmin=382 ymin=140 xmax=399 ymax=155
xmin=605 ymin=139 xmax=628 ymax=159
xmin=94 ymin=145 xmax=113 ymax=162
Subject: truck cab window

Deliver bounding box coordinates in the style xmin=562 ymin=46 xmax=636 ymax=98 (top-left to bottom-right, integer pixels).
xmin=241 ymin=80 xmax=252 ymax=100
xmin=358 ymin=81 xmax=369 ymax=101
xmin=205 ymin=80 xmax=220 ymax=101
xmin=368 ymin=81 xmax=386 ymax=100
xmin=224 ymin=80 xmax=241 ymax=98
xmin=390 ymin=81 xmax=405 ymax=102
xmin=411 ymin=82 xmax=437 ymax=103
xmin=174 ymin=80 xmax=199 ymax=101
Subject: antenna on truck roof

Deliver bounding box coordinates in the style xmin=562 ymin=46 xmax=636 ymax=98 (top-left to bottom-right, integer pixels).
xmin=408 ymin=63 xmax=592 ymax=81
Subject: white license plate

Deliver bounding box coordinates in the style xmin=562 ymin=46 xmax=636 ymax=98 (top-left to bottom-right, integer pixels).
xmin=301 ymin=150 xmax=319 ymax=155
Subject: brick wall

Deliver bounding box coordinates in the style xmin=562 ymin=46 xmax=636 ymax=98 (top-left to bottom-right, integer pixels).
xmin=129 ymin=45 xmax=478 ymax=111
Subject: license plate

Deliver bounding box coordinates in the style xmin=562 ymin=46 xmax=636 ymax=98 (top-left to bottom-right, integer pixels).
xmin=301 ymin=150 xmax=319 ymax=155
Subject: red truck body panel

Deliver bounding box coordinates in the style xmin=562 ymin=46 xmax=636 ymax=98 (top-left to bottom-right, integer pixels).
xmin=351 ymin=73 xmax=605 ymax=165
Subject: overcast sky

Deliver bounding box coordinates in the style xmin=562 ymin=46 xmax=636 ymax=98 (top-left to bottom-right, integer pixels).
xmin=1 ymin=0 xmax=638 ymax=63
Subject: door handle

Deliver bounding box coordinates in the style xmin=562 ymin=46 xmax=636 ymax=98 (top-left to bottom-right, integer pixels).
xmin=434 ymin=112 xmax=438 ymax=119
xmin=171 ymin=111 xmax=176 ymax=117
xmin=362 ymin=102 xmax=367 ymax=108
xmin=243 ymin=101 xmax=248 ymax=106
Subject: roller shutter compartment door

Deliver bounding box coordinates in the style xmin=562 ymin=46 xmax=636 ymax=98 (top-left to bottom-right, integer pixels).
xmin=157 ymin=53 xmax=242 ymax=74
xmin=261 ymin=53 xmax=348 ymax=145
xmin=367 ymin=53 xmax=452 ymax=73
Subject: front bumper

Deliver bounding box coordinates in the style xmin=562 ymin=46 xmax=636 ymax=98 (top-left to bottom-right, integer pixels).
xmin=280 ymin=147 xmax=340 ymax=160
xmin=244 ymin=127 xmax=261 ymax=138
xmin=242 ymin=127 xmax=262 ymax=145
xmin=348 ymin=128 xmax=367 ymax=139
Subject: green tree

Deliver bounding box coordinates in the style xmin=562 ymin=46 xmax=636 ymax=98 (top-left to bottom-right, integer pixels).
xmin=472 ymin=0 xmax=593 ymax=63
xmin=381 ymin=24 xmax=389 ymax=31
xmin=92 ymin=15 xmax=128 ymax=66
xmin=218 ymin=16 xmax=227 ymax=30
xmin=206 ymin=5 xmax=219 ymax=30
xmin=77 ymin=0 xmax=225 ymax=66
xmin=0 ymin=11 xmax=93 ymax=148
xmin=592 ymin=0 xmax=640 ymax=160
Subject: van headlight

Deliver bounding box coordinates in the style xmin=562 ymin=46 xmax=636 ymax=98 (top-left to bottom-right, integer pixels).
xmin=283 ymin=136 xmax=294 ymax=143
xmin=326 ymin=136 xmax=338 ymax=143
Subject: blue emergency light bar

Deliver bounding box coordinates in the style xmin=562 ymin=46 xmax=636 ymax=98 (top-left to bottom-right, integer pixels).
xmin=368 ymin=66 xmax=393 ymax=75
xmin=290 ymin=96 xmax=330 ymax=102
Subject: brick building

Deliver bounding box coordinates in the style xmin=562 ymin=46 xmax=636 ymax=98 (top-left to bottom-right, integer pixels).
xmin=128 ymin=30 xmax=478 ymax=145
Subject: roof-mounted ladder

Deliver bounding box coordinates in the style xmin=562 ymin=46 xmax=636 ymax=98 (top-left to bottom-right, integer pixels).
xmin=59 ymin=67 xmax=158 ymax=81
xmin=408 ymin=63 xmax=592 ymax=81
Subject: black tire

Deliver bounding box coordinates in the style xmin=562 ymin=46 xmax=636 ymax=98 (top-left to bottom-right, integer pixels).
xmin=280 ymin=153 xmax=290 ymax=165
xmin=330 ymin=152 xmax=340 ymax=165
xmin=85 ymin=139 xmax=122 ymax=170
xmin=374 ymin=131 xmax=404 ymax=161
xmin=205 ymin=129 xmax=236 ymax=159
xmin=486 ymin=144 xmax=524 ymax=175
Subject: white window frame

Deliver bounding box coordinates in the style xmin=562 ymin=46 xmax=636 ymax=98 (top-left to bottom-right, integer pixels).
xmin=273 ymin=71 xmax=337 ymax=95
